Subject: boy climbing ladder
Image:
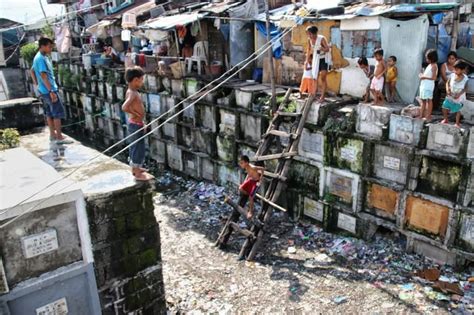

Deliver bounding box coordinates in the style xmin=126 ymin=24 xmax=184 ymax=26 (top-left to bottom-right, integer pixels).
xmin=216 ymin=156 xmax=264 ymax=248
xmin=238 ymin=155 xmax=265 ymax=219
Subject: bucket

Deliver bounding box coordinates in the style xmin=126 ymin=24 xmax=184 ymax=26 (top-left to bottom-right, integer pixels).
xmin=252 ymin=67 xmax=263 ymax=83
xmin=170 ymin=61 xmax=185 ymax=79
xmin=210 ymin=61 xmax=223 ymax=76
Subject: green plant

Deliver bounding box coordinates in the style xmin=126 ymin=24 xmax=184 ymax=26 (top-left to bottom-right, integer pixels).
xmin=0 ymin=128 xmax=20 ymax=150
xmin=20 ymin=43 xmax=38 ymax=65
xmin=70 ymin=74 xmax=82 ymax=90
xmin=106 ymin=71 xmax=116 ymax=85
xmin=41 ymin=24 xmax=54 ymax=38
xmin=62 ymin=68 xmax=74 ymax=89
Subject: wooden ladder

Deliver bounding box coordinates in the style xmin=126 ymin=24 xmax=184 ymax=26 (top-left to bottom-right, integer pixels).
xmin=216 ymin=90 xmax=314 ymax=261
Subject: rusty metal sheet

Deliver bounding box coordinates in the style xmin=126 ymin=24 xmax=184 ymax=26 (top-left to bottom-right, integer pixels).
xmin=405 ymin=195 xmax=449 ymax=238
xmin=367 ymin=184 xmax=398 ymax=215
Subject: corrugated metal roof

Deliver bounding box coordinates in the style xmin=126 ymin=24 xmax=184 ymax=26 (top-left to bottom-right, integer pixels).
xmin=200 ymin=1 xmax=243 ymax=14
xmin=254 ymin=4 xmax=298 ymax=22
xmin=336 ymin=2 xmax=459 ymax=18
xmin=140 ymin=12 xmax=206 ymax=30
xmin=86 ymin=19 xmax=118 ymax=34
xmin=105 ymin=0 xmax=156 ymax=20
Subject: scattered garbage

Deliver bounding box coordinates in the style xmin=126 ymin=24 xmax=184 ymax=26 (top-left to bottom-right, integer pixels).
xmin=151 ymin=171 xmax=474 ymax=313
xmin=333 ymin=296 xmax=347 ymax=305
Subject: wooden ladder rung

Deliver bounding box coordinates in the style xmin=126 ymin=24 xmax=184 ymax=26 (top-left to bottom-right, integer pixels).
xmin=252 ymin=151 xmax=297 ymax=162
xmin=224 ymin=196 xmax=263 ymax=227
xmin=266 ymin=130 xmax=296 ymax=138
xmin=263 ymin=171 xmax=287 ymax=181
xmin=230 ymin=222 xmax=255 ymax=238
xmin=276 ymin=111 xmax=301 ymax=117
xmin=255 ymin=194 xmax=287 ymax=212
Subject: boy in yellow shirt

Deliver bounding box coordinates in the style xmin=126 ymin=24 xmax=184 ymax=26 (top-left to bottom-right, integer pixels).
xmin=386 ymin=55 xmax=398 ymax=103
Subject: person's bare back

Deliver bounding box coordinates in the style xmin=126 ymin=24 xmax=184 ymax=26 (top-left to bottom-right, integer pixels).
xmin=246 ymin=164 xmax=263 ymax=181
xmin=374 ymin=59 xmax=386 ymax=79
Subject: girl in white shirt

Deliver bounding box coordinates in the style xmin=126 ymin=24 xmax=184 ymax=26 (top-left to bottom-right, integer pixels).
xmin=418 ymin=49 xmax=438 ymax=121
xmin=441 ymin=60 xmax=469 ymax=127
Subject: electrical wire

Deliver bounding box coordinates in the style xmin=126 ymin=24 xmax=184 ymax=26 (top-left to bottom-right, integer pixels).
xmin=1 ymin=18 xmax=297 ymax=217
xmin=39 ymin=0 xmax=51 ymax=27
xmin=0 ymin=14 xmax=306 ymax=228
xmin=0 ymin=1 xmax=111 ymax=33
xmin=4 ymin=10 xmax=303 ymax=215
xmin=2 ymin=33 xmax=26 ymax=64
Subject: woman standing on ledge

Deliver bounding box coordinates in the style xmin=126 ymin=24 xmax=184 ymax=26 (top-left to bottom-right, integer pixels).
xmin=300 ymin=25 xmax=331 ymax=103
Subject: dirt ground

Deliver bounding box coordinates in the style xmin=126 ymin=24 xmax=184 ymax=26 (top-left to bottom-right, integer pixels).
xmin=153 ymin=175 xmax=472 ymax=314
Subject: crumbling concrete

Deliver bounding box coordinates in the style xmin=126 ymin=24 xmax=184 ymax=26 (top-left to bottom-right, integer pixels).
xmin=426 ymin=123 xmax=468 ymax=155
xmin=0 ymin=97 xmax=44 ymax=130
xmin=298 ymin=128 xmax=324 ymax=162
xmin=0 ymin=148 xmax=100 ymax=314
xmin=356 ymin=104 xmax=392 ymax=139
xmin=389 ymin=114 xmax=424 ymax=146
xmin=372 ymin=143 xmax=413 ymax=185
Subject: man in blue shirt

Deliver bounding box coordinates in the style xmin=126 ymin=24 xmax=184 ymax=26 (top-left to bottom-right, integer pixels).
xmin=30 ymin=37 xmax=71 ymax=144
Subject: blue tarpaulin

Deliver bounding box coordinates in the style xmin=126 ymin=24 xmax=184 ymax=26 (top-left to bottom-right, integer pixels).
xmin=255 ymin=21 xmax=282 ymax=59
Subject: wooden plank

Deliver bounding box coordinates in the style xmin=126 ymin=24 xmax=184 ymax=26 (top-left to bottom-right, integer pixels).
xmin=276 ymin=111 xmax=301 ymax=117
xmin=255 ymin=194 xmax=287 ymax=212
xmin=230 ymin=222 xmax=255 ymax=238
xmin=252 ymin=151 xmax=297 ymax=162
xmin=224 ymin=196 xmax=263 ymax=228
xmin=266 ymin=130 xmax=295 ymax=138
xmin=263 ymin=171 xmax=287 ymax=181
xmin=245 ymin=95 xmax=315 ymax=261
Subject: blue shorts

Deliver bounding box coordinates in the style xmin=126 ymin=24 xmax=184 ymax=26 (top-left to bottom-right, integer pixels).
xmin=127 ymin=122 xmax=146 ymax=168
xmin=40 ymin=92 xmax=65 ymax=119
xmin=442 ymin=98 xmax=463 ymax=113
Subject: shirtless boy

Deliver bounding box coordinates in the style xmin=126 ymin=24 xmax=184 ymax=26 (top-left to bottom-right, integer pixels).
xmin=122 ymin=66 xmax=154 ymax=181
xmin=370 ymin=48 xmax=386 ymax=105
xmin=238 ymin=155 xmax=265 ymax=219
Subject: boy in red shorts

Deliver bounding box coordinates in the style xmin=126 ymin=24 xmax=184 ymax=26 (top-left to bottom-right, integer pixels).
xmin=238 ymin=155 xmax=265 ymax=219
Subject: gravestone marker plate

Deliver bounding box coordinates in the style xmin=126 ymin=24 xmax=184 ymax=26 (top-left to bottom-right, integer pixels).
xmin=337 ymin=213 xmax=356 ymax=234
xmin=22 ymin=229 xmax=59 ymax=259
xmin=434 ymin=132 xmax=454 ymax=147
xmin=340 ymin=147 xmax=356 ymax=163
xmin=36 ymin=298 xmax=68 ymax=315
xmin=329 ymin=174 xmax=353 ymax=203
xmin=304 ymin=197 xmax=324 ymax=221
xmin=383 ymin=156 xmax=400 ymax=171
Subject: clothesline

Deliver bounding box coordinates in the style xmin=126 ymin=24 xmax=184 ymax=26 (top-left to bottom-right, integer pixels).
xmin=0 ymin=1 xmax=112 ymax=33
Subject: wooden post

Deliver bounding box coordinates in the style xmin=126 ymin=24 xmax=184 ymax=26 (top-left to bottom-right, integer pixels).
xmin=174 ymin=29 xmax=184 ymax=78
xmin=451 ymin=7 xmax=460 ymax=51
xmin=265 ymin=0 xmax=277 ymax=112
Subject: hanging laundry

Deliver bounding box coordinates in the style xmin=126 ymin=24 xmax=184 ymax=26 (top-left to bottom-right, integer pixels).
xmin=176 ymin=25 xmax=187 ymax=43
xmin=255 ymin=21 xmax=282 ymax=59
xmin=214 ymin=18 xmax=221 ymax=30
xmin=144 ymin=30 xmax=168 ymax=42
xmin=77 ymin=0 xmax=91 ymax=11
xmin=54 ymin=23 xmax=72 ymax=53
xmin=190 ymin=21 xmax=200 ymax=37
